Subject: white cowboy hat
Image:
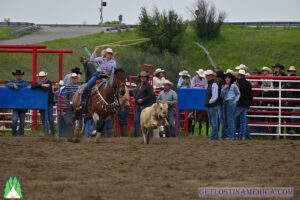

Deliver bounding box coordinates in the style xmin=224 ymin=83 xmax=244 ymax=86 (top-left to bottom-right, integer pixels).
xmin=225 ymin=69 xmax=234 ymax=74
xmin=205 ymin=69 xmax=216 ymax=76
xmin=288 ymin=66 xmax=296 ymax=72
xmin=154 ymin=68 xmax=165 ymax=76
xmin=59 ymin=80 xmax=64 ymax=86
xmin=163 ymin=79 xmax=173 ymax=86
xmin=196 ymin=69 xmax=205 ymax=78
xmin=238 ymin=69 xmax=247 ymax=76
xmin=103 ymin=48 xmax=115 ymax=55
xmin=37 ymin=71 xmax=48 ymax=77
xmin=179 ymin=70 xmax=190 ymax=77
xmin=69 ymin=73 xmax=80 ymax=81
xmin=261 ymin=66 xmax=272 ymax=73
xmin=235 ymin=64 xmax=249 ymax=71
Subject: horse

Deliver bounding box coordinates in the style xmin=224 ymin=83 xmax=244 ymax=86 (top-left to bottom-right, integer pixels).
xmin=188 ymin=110 xmax=209 ymax=136
xmin=72 ymin=68 xmax=126 ymax=142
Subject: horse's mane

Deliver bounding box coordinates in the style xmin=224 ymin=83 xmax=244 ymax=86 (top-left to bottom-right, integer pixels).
xmin=114 ymin=68 xmax=125 ymax=74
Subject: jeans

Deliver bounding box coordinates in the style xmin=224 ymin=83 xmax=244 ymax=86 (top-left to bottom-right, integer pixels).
xmin=134 ymin=104 xmax=148 ymax=137
xmin=117 ymin=106 xmax=130 ymax=127
xmin=81 ymin=72 xmax=98 ymax=102
xmin=40 ymin=105 xmax=56 ymax=136
xmin=12 ymin=109 xmax=26 ymax=136
xmin=223 ymin=102 xmax=237 ymax=139
xmin=234 ymin=106 xmax=248 ymax=139
xmin=103 ymin=118 xmax=113 ymax=137
xmin=166 ymin=107 xmax=176 ymax=137
xmin=207 ymin=106 xmax=219 ymax=140
xmin=217 ymin=104 xmax=226 ymax=139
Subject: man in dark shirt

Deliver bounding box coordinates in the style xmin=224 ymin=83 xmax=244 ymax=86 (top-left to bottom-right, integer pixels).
xmin=80 ymin=56 xmax=96 ymax=83
xmin=131 ymin=71 xmax=155 ymax=137
xmin=5 ymin=70 xmax=28 ymax=136
xmin=235 ymin=69 xmax=253 ymax=140
xmin=273 ymin=63 xmax=287 ymax=88
xmin=216 ymin=70 xmax=226 ymax=139
xmin=31 ymin=71 xmax=55 ymax=136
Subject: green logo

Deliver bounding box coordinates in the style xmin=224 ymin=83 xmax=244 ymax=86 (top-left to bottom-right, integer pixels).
xmin=3 ymin=176 xmax=23 ymax=199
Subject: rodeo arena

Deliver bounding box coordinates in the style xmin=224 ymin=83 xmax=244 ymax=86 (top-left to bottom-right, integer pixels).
xmin=0 ymin=44 xmax=299 ymax=199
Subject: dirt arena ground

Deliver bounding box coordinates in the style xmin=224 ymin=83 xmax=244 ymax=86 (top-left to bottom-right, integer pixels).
xmin=0 ymin=136 xmax=299 ymax=200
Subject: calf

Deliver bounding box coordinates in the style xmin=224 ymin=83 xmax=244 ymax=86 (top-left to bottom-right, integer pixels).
xmin=140 ymin=102 xmax=169 ymax=144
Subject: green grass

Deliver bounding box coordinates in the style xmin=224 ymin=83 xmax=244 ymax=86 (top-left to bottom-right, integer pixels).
xmin=0 ymin=27 xmax=20 ymax=40
xmin=0 ymin=25 xmax=300 ymax=84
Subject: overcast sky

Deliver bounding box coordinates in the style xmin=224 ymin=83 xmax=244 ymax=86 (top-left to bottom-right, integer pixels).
xmin=1 ymin=0 xmax=300 ymax=24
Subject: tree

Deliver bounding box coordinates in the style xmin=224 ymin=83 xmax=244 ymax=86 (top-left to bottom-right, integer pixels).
xmin=191 ymin=0 xmax=226 ymax=40
xmin=137 ymin=7 xmax=187 ymax=53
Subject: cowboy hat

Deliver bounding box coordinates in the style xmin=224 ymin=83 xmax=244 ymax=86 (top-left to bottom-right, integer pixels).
xmin=216 ymin=71 xmax=224 ymax=78
xmin=103 ymin=48 xmax=115 ymax=55
xmin=251 ymin=68 xmax=261 ymax=74
xmin=272 ymin=63 xmax=285 ymax=70
xmin=154 ymin=68 xmax=165 ymax=76
xmin=205 ymin=69 xmax=216 ymax=76
xmin=12 ymin=69 xmax=25 ymax=76
xmin=69 ymin=73 xmax=80 ymax=81
xmin=179 ymin=70 xmax=190 ymax=77
xmin=138 ymin=71 xmax=149 ymax=77
xmin=223 ymin=72 xmax=236 ymax=83
xmin=37 ymin=71 xmax=48 ymax=77
xmin=225 ymin=69 xmax=234 ymax=74
xmin=238 ymin=69 xmax=247 ymax=76
xmin=196 ymin=69 xmax=205 ymax=78
xmin=261 ymin=66 xmax=272 ymax=73
xmin=235 ymin=64 xmax=249 ymax=71
xmin=71 ymin=67 xmax=82 ymax=75
xmin=287 ymin=66 xmax=296 ymax=72
xmin=163 ymin=79 xmax=173 ymax=86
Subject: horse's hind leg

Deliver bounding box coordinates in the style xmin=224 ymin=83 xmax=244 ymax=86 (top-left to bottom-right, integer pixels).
xmin=79 ymin=117 xmax=89 ymax=137
xmin=95 ymin=120 xmax=105 ymax=143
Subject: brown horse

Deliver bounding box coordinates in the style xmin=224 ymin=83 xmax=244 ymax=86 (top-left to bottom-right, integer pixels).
xmin=72 ymin=68 xmax=126 ymax=142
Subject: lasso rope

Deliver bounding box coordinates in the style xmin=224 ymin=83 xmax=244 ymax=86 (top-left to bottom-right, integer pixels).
xmin=97 ymin=38 xmax=150 ymax=48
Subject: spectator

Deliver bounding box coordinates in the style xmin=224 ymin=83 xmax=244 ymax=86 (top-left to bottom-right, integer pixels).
xmin=272 ymin=63 xmax=287 ymax=88
xmin=153 ymin=68 xmax=166 ymax=90
xmin=204 ymin=70 xmax=219 ymax=140
xmin=117 ymin=86 xmax=130 ymax=137
xmin=287 ymin=66 xmax=297 ymax=76
xmin=221 ymin=73 xmax=240 ymax=140
xmin=31 ymin=71 xmax=55 ymax=136
xmin=80 ymin=56 xmax=96 ymax=83
xmin=63 ymin=67 xmax=82 ymax=86
xmin=69 ymin=73 xmax=81 ymax=87
xmin=235 ymin=64 xmax=249 ymax=72
xmin=5 ymin=70 xmax=28 ymax=136
xmin=191 ymin=69 xmax=207 ymax=88
xmin=261 ymin=66 xmax=273 ymax=89
xmin=131 ymin=71 xmax=155 ymax=137
xmin=235 ymin=69 xmax=253 ymax=140
xmin=216 ymin=71 xmax=226 ymax=139
xmin=157 ymin=80 xmax=177 ymax=137
xmin=177 ymin=70 xmax=191 ymax=88
xmin=251 ymin=68 xmax=261 ymax=76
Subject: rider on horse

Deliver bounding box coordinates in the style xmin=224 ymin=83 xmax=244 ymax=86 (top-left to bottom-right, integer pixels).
xmin=77 ymin=47 xmax=117 ymax=110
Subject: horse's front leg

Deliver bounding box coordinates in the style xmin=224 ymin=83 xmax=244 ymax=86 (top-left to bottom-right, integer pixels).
xmin=73 ymin=119 xmax=81 ymax=143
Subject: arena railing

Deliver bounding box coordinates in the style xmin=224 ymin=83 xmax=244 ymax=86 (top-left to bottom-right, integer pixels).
xmin=246 ymin=76 xmax=300 ymax=136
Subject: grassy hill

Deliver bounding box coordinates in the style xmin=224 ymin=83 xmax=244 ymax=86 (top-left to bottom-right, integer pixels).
xmin=0 ymin=25 xmax=300 ymax=84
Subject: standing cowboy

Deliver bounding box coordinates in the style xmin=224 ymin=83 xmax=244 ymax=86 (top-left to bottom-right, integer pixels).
xmin=235 ymin=69 xmax=253 ymax=140
xmin=157 ymin=80 xmax=177 ymax=137
xmin=78 ymin=47 xmax=117 ymax=110
xmin=204 ymin=70 xmax=219 ymax=140
xmin=63 ymin=67 xmax=82 ymax=86
xmin=131 ymin=71 xmax=155 ymax=137
xmin=31 ymin=71 xmax=56 ymax=136
xmin=191 ymin=69 xmax=207 ymax=88
xmin=5 ymin=70 xmax=28 ymax=136
xmin=287 ymin=66 xmax=297 ymax=76
xmin=80 ymin=56 xmax=96 ymax=83
xmin=272 ymin=63 xmax=287 ymax=88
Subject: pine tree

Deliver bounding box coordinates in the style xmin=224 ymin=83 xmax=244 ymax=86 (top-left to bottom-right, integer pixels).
xmin=15 ymin=181 xmax=23 ymax=198
xmin=12 ymin=176 xmax=18 ymax=188
xmin=3 ymin=181 xmax=11 ymax=198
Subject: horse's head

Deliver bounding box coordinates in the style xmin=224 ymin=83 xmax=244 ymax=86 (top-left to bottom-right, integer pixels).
xmin=113 ymin=68 xmax=126 ymax=96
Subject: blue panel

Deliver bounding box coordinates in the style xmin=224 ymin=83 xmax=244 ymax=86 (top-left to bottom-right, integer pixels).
xmin=0 ymin=87 xmax=48 ymax=109
xmin=177 ymin=88 xmax=207 ymax=111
